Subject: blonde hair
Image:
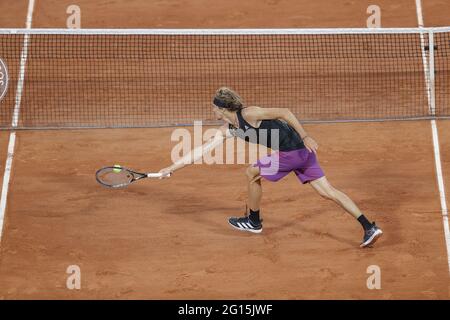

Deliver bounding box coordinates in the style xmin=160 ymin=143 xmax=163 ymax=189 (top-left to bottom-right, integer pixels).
xmin=213 ymin=87 xmax=244 ymax=111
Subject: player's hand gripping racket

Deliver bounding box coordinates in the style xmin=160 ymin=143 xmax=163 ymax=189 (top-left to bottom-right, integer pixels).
xmin=95 ymin=166 xmax=171 ymax=188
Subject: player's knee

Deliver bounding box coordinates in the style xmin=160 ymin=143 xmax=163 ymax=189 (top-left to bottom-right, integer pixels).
xmin=326 ymin=187 xmax=339 ymax=201
xmin=246 ymin=165 xmax=259 ymax=180
xmin=317 ymin=189 xmax=330 ymax=200
xmin=318 ymin=187 xmax=336 ymax=200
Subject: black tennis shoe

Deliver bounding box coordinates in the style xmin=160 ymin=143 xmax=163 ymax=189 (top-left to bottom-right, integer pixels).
xmin=360 ymin=222 xmax=383 ymax=248
xmin=228 ymin=216 xmax=263 ymax=234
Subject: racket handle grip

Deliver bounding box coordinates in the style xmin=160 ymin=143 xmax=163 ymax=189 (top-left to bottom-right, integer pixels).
xmin=147 ymin=172 xmax=171 ymax=178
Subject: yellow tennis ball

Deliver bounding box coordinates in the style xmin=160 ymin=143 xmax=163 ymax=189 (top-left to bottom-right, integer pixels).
xmin=112 ymin=164 xmax=122 ymax=173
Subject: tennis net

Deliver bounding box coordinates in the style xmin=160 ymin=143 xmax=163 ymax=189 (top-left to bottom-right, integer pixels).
xmin=0 ymin=28 xmax=449 ymax=129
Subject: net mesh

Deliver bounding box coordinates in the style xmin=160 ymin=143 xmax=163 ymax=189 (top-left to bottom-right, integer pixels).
xmin=435 ymin=31 xmax=450 ymax=117
xmin=0 ymin=29 xmax=448 ymax=129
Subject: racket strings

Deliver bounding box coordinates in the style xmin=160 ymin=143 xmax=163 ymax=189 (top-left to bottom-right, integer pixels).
xmin=96 ymin=167 xmax=134 ymax=187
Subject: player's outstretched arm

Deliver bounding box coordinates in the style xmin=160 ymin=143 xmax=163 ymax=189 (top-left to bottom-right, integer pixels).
xmin=159 ymin=124 xmax=232 ymax=177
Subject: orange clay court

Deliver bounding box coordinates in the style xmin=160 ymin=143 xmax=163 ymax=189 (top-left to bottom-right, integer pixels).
xmin=0 ymin=0 xmax=449 ymax=299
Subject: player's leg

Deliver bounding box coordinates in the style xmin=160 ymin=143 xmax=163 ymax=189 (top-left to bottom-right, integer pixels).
xmin=309 ymin=176 xmax=362 ymax=219
xmin=228 ymin=165 xmax=263 ymax=233
xmin=247 ymin=165 xmax=262 ymax=213
xmin=228 ymin=151 xmax=291 ymax=234
xmin=309 ymin=176 xmax=383 ymax=247
xmin=227 ymin=150 xmax=291 ymax=234
xmin=294 ymin=149 xmax=382 ymax=247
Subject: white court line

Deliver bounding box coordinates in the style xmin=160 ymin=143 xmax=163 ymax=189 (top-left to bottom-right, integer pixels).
xmin=416 ymin=0 xmax=425 ymax=27
xmin=431 ymin=120 xmax=450 ymax=271
xmin=0 ymin=0 xmax=35 ymax=241
xmin=0 ymin=133 xmax=16 ymax=238
xmin=415 ymin=0 xmax=450 ymax=274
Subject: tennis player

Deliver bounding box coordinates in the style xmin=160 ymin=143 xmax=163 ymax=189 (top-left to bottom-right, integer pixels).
xmin=160 ymin=87 xmax=383 ymax=248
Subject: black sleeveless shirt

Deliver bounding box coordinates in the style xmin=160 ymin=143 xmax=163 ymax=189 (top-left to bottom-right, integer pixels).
xmin=229 ymin=109 xmax=305 ymax=151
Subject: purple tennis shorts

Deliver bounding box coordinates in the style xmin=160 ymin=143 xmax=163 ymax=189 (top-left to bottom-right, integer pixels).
xmin=254 ymin=148 xmax=325 ymax=184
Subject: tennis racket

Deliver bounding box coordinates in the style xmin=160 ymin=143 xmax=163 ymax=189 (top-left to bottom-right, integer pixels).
xmin=95 ymin=166 xmax=171 ymax=188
